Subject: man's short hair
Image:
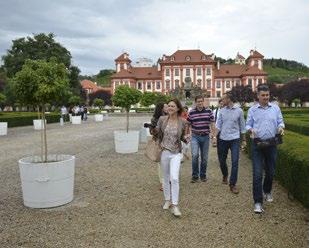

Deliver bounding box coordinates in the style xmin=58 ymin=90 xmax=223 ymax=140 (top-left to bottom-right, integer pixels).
xmin=195 ymin=95 xmax=204 ymax=102
xmin=257 ymin=84 xmax=269 ymax=92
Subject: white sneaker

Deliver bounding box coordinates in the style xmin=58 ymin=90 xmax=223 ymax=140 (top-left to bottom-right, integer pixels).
xmin=162 ymin=201 xmax=171 ymax=210
xmin=254 ymin=203 xmax=264 ymax=214
xmin=171 ymin=205 xmax=182 ymax=217
xmin=264 ymin=193 xmax=273 ymax=202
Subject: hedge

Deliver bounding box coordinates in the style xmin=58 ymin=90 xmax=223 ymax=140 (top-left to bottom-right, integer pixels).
xmin=0 ymin=112 xmax=62 ymax=128
xmin=284 ymin=119 xmax=309 ymax=136
xmin=245 ymin=131 xmax=309 ymax=208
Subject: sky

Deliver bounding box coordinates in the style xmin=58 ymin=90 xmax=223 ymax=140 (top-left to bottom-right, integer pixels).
xmin=0 ymin=0 xmax=308 ymax=75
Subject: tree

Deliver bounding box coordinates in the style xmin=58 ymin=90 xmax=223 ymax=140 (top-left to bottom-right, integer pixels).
xmin=153 ymin=92 xmax=171 ymax=105
xmin=228 ymin=85 xmax=254 ymax=107
xmin=279 ymin=79 xmax=309 ymax=106
xmin=2 ymin=33 xmax=80 ymax=96
xmin=12 ymin=59 xmax=70 ymax=162
xmin=88 ymin=89 xmax=112 ymax=106
xmin=140 ymin=92 xmax=157 ymax=107
xmin=112 ymin=85 xmax=142 ymax=132
xmin=68 ymin=95 xmax=81 ymax=106
xmin=93 ymin=98 xmax=104 ymax=109
xmin=0 ymin=93 xmax=6 ymax=108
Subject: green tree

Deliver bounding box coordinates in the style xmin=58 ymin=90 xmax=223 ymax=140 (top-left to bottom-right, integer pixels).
xmin=228 ymin=85 xmax=254 ymax=108
xmin=0 ymin=93 xmax=6 ymax=108
xmin=2 ymin=33 xmax=80 ymax=95
xmin=140 ymin=92 xmax=157 ymax=107
xmin=12 ymin=59 xmax=70 ymax=162
xmin=153 ymin=92 xmax=170 ymax=105
xmin=68 ymin=95 xmax=81 ymax=106
xmin=112 ymin=85 xmax=142 ymax=132
xmin=93 ymin=98 xmax=104 ymax=109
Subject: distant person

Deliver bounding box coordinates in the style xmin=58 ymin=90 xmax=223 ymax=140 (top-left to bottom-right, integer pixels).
xmin=60 ymin=106 xmax=67 ymax=123
xmin=246 ymin=85 xmax=285 ymax=213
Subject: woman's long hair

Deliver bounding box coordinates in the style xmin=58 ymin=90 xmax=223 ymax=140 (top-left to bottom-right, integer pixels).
xmin=153 ymin=102 xmax=165 ymax=120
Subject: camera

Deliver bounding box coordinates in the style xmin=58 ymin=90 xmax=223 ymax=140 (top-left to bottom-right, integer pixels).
xmin=144 ymin=123 xmax=154 ymax=128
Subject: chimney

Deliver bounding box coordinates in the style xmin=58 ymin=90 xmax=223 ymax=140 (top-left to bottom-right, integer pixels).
xmin=217 ymin=60 xmax=220 ymax=70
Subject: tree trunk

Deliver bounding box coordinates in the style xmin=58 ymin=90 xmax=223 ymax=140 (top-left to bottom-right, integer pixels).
xmin=126 ymin=109 xmax=129 ymax=133
xmin=42 ymin=105 xmax=48 ymax=162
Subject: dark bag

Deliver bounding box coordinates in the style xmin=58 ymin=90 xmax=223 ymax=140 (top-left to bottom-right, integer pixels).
xmin=254 ymin=134 xmax=283 ymax=149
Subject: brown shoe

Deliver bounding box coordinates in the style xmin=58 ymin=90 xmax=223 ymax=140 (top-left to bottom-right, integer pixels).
xmin=230 ymin=185 xmax=239 ymax=194
xmin=222 ymin=176 xmax=228 ymax=184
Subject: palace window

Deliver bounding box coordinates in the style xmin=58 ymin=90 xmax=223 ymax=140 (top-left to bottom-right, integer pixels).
xmin=147 ymin=82 xmax=152 ymax=90
xmin=165 ymin=80 xmax=170 ymax=90
xmin=186 ymin=68 xmax=190 ymax=77
xmin=236 ymin=80 xmax=241 ymax=86
xmin=174 ymin=68 xmax=179 ymax=76
xmin=207 ymin=79 xmax=211 ymax=89
xmin=248 ymin=78 xmax=253 ymax=87
xmin=156 ymin=81 xmax=161 ymax=90
xmin=197 ymin=67 xmax=202 ymax=76
xmin=216 ymin=91 xmax=221 ymax=97
xmin=175 ymin=79 xmax=180 ymax=88
xmin=226 ymin=81 xmax=231 ymax=88
xmin=216 ymin=80 xmax=221 ymax=89
xmin=165 ymin=68 xmax=170 ymax=76
xmin=206 ymin=68 xmax=211 ymax=75
xmin=137 ymin=82 xmax=142 ymax=90
xmin=197 ymin=79 xmax=202 ymax=87
xmin=206 ymin=91 xmax=211 ymax=98
xmin=258 ymin=78 xmax=262 ymax=85
xmin=185 ymin=56 xmax=191 ymax=61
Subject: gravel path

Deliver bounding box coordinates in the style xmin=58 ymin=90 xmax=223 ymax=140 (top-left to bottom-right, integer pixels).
xmin=0 ymin=115 xmax=308 ymax=248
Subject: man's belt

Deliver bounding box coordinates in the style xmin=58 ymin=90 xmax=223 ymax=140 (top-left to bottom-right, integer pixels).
xmin=192 ymin=131 xmax=209 ymax=136
xmin=254 ymin=134 xmax=283 ymax=148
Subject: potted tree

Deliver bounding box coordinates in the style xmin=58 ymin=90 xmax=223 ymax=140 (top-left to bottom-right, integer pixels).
xmin=0 ymin=93 xmax=8 ymax=136
xmin=112 ymin=85 xmax=142 ymax=153
xmin=12 ymin=59 xmax=75 ymax=208
xmin=93 ymin=98 xmax=104 ymax=122
xmin=68 ymin=95 xmax=81 ymax=124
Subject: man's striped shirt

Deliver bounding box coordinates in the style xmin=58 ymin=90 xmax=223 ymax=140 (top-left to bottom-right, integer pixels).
xmin=187 ymin=107 xmax=214 ymax=134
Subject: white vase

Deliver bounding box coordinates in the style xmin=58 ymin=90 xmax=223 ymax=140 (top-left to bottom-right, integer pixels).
xmin=114 ymin=130 xmax=139 ymax=153
xmin=0 ymin=122 xmax=8 ymax=135
xmin=72 ymin=116 xmax=81 ymax=124
xmin=33 ymin=119 xmax=46 ymax=130
xmin=94 ymin=114 xmax=103 ymax=122
xmin=19 ymin=154 xmax=75 ymax=208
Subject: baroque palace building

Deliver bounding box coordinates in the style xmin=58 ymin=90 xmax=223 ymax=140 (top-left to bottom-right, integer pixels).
xmin=110 ymin=49 xmax=267 ymax=103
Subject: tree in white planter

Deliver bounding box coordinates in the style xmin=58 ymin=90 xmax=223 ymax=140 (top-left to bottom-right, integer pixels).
xmin=12 ymin=59 xmax=75 ymax=208
xmin=0 ymin=93 xmax=8 ymax=135
xmin=112 ymin=85 xmax=142 ymax=153
xmin=93 ymin=98 xmax=104 ymax=121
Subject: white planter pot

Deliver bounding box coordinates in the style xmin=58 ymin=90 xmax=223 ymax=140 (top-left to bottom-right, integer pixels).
xmin=114 ymin=130 xmax=139 ymax=153
xmin=140 ymin=124 xmax=151 ymax=143
xmin=19 ymin=154 xmax=75 ymax=208
xmin=33 ymin=119 xmax=46 ymax=130
xmin=69 ymin=114 xmax=72 ymax=123
xmin=72 ymin=116 xmax=81 ymax=124
xmin=94 ymin=114 xmax=104 ymax=122
xmin=0 ymin=122 xmax=8 ymax=136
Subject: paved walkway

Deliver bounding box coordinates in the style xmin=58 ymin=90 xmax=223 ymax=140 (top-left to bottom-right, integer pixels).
xmin=0 ymin=115 xmax=308 ymax=248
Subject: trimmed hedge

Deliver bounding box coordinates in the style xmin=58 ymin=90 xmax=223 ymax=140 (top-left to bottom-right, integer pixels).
xmin=245 ymin=131 xmax=309 ymax=208
xmin=284 ymin=119 xmax=309 ymax=136
xmin=0 ymin=112 xmax=61 ymax=128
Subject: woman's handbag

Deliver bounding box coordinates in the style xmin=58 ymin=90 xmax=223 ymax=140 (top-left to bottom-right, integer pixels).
xmin=145 ymin=138 xmax=162 ymax=162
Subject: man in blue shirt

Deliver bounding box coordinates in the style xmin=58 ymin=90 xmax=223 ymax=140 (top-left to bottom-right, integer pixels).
xmin=215 ymin=92 xmax=246 ymax=194
xmin=246 ymin=85 xmax=284 ymax=213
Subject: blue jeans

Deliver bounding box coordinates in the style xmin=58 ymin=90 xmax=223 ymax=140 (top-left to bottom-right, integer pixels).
xmin=191 ymin=134 xmax=210 ymax=179
xmin=218 ymin=138 xmax=240 ymax=186
xmin=251 ymin=143 xmax=277 ymax=204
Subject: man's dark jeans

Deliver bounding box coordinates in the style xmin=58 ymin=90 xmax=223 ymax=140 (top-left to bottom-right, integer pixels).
xmin=217 ymin=138 xmax=240 ymax=186
xmin=251 ymin=142 xmax=277 ymax=204
xmin=191 ymin=134 xmax=210 ymax=179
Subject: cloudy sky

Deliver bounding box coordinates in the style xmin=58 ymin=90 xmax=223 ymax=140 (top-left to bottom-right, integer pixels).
xmin=0 ymin=0 xmax=308 ymax=75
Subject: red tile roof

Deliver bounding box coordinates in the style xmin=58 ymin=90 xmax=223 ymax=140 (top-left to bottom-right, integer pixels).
xmin=161 ymin=49 xmax=215 ymax=64
xmin=81 ymin=80 xmax=103 ymax=91
xmin=111 ymin=67 xmax=161 ymax=80
xmin=215 ymin=64 xmax=267 ymax=78
xmin=115 ymin=53 xmax=132 ymax=62
xmin=248 ymin=50 xmax=264 ymax=58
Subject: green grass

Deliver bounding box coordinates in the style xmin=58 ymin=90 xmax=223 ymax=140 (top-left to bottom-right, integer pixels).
xmin=264 ymin=65 xmax=309 ymax=83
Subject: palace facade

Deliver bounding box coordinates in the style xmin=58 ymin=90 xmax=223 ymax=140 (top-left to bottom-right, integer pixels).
xmin=110 ymin=49 xmax=267 ymax=103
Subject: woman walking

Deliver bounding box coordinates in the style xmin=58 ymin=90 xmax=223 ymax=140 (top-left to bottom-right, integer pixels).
xmin=155 ymin=99 xmax=189 ymax=217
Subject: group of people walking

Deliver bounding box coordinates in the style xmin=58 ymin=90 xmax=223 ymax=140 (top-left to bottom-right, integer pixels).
xmin=149 ymin=84 xmax=285 ymax=217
